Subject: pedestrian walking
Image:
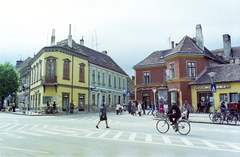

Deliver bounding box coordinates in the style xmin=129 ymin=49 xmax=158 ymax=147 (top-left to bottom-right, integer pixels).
xmin=12 ymin=101 xmax=16 ymax=112
xmin=200 ymin=100 xmax=206 ymax=113
xmin=237 ymin=100 xmax=240 ymax=121
xmin=147 ymin=101 xmax=155 ymax=115
xmin=205 ymin=100 xmax=210 ymax=113
xmin=196 ymin=100 xmax=201 ymax=113
xmin=141 ymin=101 xmax=146 ymax=114
xmin=137 ymin=101 xmax=142 ymax=116
xmin=127 ymin=100 xmax=132 ymax=114
xmin=183 ymin=100 xmax=190 ymax=120
xmin=96 ymin=102 xmax=110 ymax=129
xmin=131 ymin=101 xmax=136 ymax=116
xmin=70 ymin=100 xmax=74 ymax=114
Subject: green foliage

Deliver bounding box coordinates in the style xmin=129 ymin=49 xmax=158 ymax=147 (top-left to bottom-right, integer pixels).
xmin=0 ymin=62 xmax=20 ymax=97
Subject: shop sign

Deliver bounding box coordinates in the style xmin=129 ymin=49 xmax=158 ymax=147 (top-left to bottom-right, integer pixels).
xmin=196 ymin=84 xmax=230 ymax=90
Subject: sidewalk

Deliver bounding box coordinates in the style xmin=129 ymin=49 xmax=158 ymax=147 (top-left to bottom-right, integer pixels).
xmin=1 ymin=108 xmax=89 ymax=116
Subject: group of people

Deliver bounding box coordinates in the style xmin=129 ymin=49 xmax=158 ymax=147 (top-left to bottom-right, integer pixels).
xmin=196 ymin=100 xmax=211 ymax=113
xmin=127 ymin=100 xmax=146 ymax=116
xmin=95 ymin=100 xmax=191 ymax=130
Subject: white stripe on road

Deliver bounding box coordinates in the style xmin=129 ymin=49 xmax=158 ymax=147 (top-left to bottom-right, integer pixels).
xmin=49 ymin=128 xmax=76 ymax=134
xmin=113 ymin=131 xmax=123 ymax=139
xmin=98 ymin=130 xmax=111 ymax=138
xmin=226 ymin=143 xmax=240 ymax=150
xmin=30 ymin=125 xmax=38 ymax=130
xmin=42 ymin=125 xmax=48 ymax=129
xmin=162 ymin=136 xmax=171 ymax=144
xmin=34 ymin=129 xmax=62 ymax=135
xmin=201 ymin=140 xmax=218 ymax=148
xmin=85 ymin=132 xmax=96 ymax=137
xmin=0 ymin=123 xmax=11 ymax=129
xmin=128 ymin=133 xmax=137 ymax=141
xmin=17 ymin=130 xmax=44 ymax=137
xmin=181 ymin=138 xmax=194 ymax=146
xmin=16 ymin=124 xmax=29 ymax=131
xmin=0 ymin=147 xmax=49 ymax=154
xmin=145 ymin=134 xmax=152 ymax=142
xmin=3 ymin=124 xmax=20 ymax=131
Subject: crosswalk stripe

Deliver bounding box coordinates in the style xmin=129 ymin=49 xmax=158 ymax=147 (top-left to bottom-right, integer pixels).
xmin=145 ymin=134 xmax=152 ymax=142
xmin=17 ymin=130 xmax=44 ymax=136
xmin=85 ymin=132 xmax=96 ymax=137
xmin=162 ymin=136 xmax=171 ymax=144
xmin=201 ymin=140 xmax=218 ymax=148
xmin=16 ymin=124 xmax=29 ymax=131
xmin=128 ymin=133 xmax=137 ymax=141
xmin=0 ymin=123 xmax=11 ymax=129
xmin=49 ymin=128 xmax=76 ymax=134
xmin=30 ymin=125 xmax=38 ymax=130
xmin=181 ymin=138 xmax=194 ymax=146
xmin=34 ymin=129 xmax=62 ymax=135
xmin=113 ymin=131 xmax=123 ymax=139
xmin=3 ymin=124 xmax=20 ymax=131
xmin=42 ymin=125 xmax=48 ymax=129
xmin=98 ymin=130 xmax=111 ymax=138
xmin=226 ymin=143 xmax=240 ymax=150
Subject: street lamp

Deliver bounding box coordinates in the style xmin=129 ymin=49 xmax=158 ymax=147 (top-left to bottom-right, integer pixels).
xmin=208 ymin=72 xmax=216 ymax=114
xmin=152 ymin=87 xmax=157 ymax=117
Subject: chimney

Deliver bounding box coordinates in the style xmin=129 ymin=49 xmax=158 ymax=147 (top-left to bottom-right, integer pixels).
xmin=80 ymin=36 xmax=84 ymax=46
xmin=171 ymin=41 xmax=174 ymax=49
xmin=102 ymin=50 xmax=107 ymax=55
xmin=51 ymin=29 xmax=55 ymax=46
xmin=223 ymin=34 xmax=231 ymax=58
xmin=195 ymin=24 xmax=204 ymax=50
xmin=132 ymin=76 xmax=135 ymax=81
xmin=68 ymin=24 xmax=72 ymax=48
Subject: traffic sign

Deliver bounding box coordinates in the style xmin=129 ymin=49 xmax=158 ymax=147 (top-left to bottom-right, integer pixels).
xmin=127 ymin=91 xmax=130 ymax=96
xmin=210 ymin=84 xmax=216 ymax=93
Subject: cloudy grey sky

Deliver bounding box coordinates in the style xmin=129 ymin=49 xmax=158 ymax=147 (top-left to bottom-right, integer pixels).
xmin=1 ymin=0 xmax=239 ymax=77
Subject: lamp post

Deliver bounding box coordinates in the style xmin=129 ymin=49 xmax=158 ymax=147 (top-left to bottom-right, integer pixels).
xmin=152 ymin=87 xmax=157 ymax=117
xmin=208 ymin=72 xmax=216 ymax=114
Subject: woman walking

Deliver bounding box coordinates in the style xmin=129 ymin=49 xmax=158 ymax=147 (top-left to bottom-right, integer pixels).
xmin=96 ymin=102 xmax=110 ymax=129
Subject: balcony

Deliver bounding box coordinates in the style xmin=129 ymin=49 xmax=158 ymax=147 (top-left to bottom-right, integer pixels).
xmin=41 ymin=76 xmax=58 ymax=85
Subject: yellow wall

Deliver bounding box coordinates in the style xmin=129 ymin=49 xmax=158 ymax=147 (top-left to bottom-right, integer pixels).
xmin=191 ymin=82 xmax=240 ymax=112
xmin=30 ymin=50 xmax=89 ymax=108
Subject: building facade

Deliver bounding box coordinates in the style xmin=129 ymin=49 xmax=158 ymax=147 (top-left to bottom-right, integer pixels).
xmin=29 ymin=27 xmax=89 ymax=112
xmin=190 ymin=63 xmax=240 ymax=112
xmin=133 ymin=24 xmax=230 ymax=109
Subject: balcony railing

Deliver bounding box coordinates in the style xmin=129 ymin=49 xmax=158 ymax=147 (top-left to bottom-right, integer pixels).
xmin=41 ymin=76 xmax=57 ymax=85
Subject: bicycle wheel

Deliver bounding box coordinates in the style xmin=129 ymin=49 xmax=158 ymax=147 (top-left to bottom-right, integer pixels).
xmin=156 ymin=120 xmax=169 ymax=134
xmin=177 ymin=120 xmax=191 ymax=135
xmin=209 ymin=112 xmax=214 ymax=121
xmin=212 ymin=115 xmax=222 ymax=124
xmin=227 ymin=116 xmax=237 ymax=125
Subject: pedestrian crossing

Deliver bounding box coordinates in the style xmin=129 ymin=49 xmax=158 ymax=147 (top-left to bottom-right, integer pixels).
xmin=0 ymin=122 xmax=240 ymax=152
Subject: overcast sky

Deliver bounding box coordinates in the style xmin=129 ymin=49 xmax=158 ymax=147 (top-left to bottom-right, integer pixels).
xmin=1 ymin=0 xmax=239 ymax=77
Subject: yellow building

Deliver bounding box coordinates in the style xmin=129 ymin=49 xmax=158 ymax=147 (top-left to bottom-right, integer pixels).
xmin=29 ymin=29 xmax=89 ymax=112
xmin=190 ymin=64 xmax=240 ymax=112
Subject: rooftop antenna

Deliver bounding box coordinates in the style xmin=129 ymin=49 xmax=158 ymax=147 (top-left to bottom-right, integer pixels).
xmin=46 ymin=29 xmax=49 ymax=45
xmin=168 ymin=34 xmax=171 ymax=49
xmin=74 ymin=24 xmax=76 ymax=41
xmin=92 ymin=30 xmax=99 ymax=50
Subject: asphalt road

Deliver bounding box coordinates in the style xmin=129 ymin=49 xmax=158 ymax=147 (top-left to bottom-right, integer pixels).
xmin=0 ymin=111 xmax=239 ymax=157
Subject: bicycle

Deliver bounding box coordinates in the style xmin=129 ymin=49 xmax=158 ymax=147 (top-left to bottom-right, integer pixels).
xmin=156 ymin=115 xmax=191 ymax=135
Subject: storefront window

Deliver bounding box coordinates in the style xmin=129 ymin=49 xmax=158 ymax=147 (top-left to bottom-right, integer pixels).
xmin=219 ymin=93 xmax=228 ymax=102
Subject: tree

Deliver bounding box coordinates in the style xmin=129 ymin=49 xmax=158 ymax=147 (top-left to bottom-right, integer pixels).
xmin=0 ymin=62 xmax=20 ymax=109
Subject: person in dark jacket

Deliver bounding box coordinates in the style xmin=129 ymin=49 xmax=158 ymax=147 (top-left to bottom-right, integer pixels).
xmin=96 ymin=103 xmax=110 ymax=129
xmin=167 ymin=101 xmax=181 ymax=125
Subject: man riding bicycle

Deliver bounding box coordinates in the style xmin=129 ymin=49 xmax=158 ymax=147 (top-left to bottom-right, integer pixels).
xmin=167 ymin=101 xmax=181 ymax=126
